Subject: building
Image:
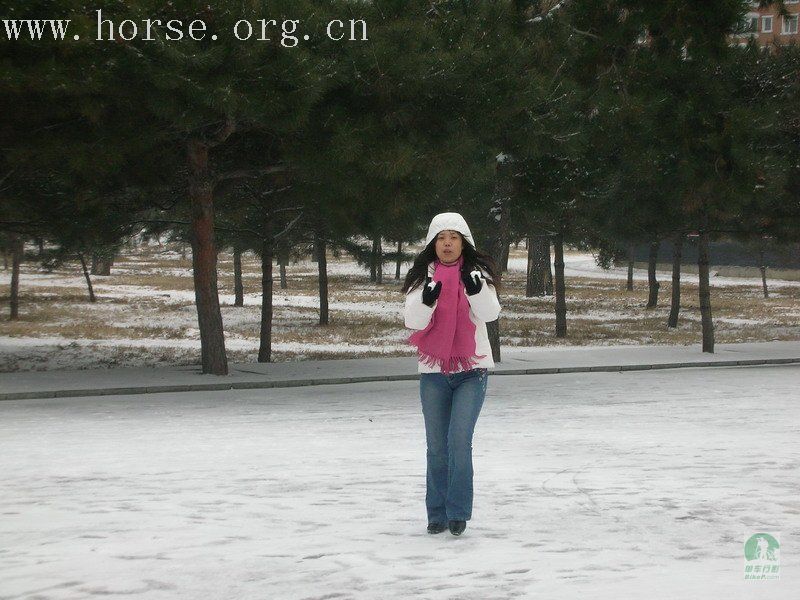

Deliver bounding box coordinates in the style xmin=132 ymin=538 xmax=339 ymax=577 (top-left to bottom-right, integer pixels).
xmin=732 ymin=0 xmax=800 ymax=47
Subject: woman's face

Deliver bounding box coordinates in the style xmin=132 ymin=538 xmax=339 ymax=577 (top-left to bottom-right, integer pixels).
xmin=435 ymin=230 xmax=463 ymax=264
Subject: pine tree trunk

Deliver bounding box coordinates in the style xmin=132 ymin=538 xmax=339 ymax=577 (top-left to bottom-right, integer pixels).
xmin=759 ymin=247 xmax=769 ymax=299
xmin=545 ymin=242 xmax=553 ymax=296
xmin=369 ymin=237 xmax=378 ymax=282
xmin=91 ymin=254 xmax=113 ymax=276
xmin=181 ymin=241 xmax=187 ymax=260
xmin=315 ymin=231 xmax=329 ymax=326
xmin=37 ymin=237 xmax=44 ymax=257
xmin=78 ymin=253 xmax=97 ymax=303
xmin=525 ymin=234 xmax=536 ymax=297
xmin=485 ymin=318 xmax=501 ymax=362
xmin=375 ymin=236 xmax=383 ymax=284
xmin=395 ymin=241 xmax=402 ymax=280
xmin=99 ymin=258 xmax=113 ymax=276
xmin=484 ymin=171 xmax=512 ymax=362
xmin=279 ymin=255 xmax=288 ymax=290
xmin=499 ymin=198 xmax=511 ymax=276
xmin=9 ymin=234 xmax=23 ymax=320
xmin=486 ymin=152 xmax=517 ymax=359
xmin=542 ymin=237 xmax=552 ymax=296
xmin=258 ymin=244 xmax=273 ymax=363
xmin=3 ymin=247 xmax=8 ymax=270
xmin=554 ymin=232 xmax=567 ymax=338
xmin=667 ymin=234 xmax=683 ymax=328
xmin=626 ymin=244 xmax=634 ymax=291
xmin=233 ymin=247 xmax=244 ymax=307
xmin=187 ymin=138 xmax=228 ymax=375
xmin=526 ymin=234 xmax=548 ymax=297
xmin=646 ymin=240 xmax=660 ymax=308
xmin=698 ymin=227 xmax=715 ymax=353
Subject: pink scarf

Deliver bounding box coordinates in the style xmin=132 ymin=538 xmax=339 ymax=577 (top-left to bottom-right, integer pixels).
xmin=408 ymin=255 xmax=485 ymax=373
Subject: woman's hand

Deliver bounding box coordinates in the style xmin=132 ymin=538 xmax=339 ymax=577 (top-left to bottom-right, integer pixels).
xmin=422 ymin=276 xmax=442 ymax=306
xmin=461 ymin=268 xmax=483 ymax=296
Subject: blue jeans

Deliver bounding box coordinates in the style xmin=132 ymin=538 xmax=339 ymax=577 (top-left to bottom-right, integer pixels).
xmin=419 ymin=368 xmax=488 ymax=523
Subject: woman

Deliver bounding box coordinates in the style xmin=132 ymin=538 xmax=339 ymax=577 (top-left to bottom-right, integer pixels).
xmin=402 ymin=212 xmax=501 ymax=537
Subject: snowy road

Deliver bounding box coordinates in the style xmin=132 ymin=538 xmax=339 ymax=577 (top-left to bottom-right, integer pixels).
xmin=1 ymin=366 xmax=798 ymax=599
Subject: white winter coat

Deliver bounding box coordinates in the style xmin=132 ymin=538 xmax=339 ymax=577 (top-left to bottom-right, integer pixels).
xmin=404 ymin=261 xmax=501 ymax=374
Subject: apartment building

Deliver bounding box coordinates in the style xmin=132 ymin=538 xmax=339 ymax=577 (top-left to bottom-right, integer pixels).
xmin=733 ymin=0 xmax=800 ymax=46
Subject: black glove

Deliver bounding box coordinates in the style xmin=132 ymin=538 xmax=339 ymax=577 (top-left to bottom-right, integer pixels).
xmin=461 ymin=267 xmax=483 ymax=296
xmin=421 ymin=276 xmax=442 ymax=307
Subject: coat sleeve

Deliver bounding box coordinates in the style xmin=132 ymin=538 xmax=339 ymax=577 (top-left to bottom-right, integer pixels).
xmin=404 ymin=285 xmax=436 ymax=330
xmin=466 ymin=275 xmax=501 ymax=322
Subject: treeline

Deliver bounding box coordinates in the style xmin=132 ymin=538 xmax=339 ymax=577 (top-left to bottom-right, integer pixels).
xmin=1 ymin=0 xmax=799 ymax=374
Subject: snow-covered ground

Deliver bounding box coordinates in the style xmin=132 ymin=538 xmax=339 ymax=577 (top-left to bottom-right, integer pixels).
xmin=1 ymin=365 xmax=797 ymax=598
xmin=515 ymin=254 xmax=800 ymax=289
xmin=2 ymin=246 xmax=798 ymax=372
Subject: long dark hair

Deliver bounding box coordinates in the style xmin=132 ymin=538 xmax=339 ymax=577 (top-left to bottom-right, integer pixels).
xmin=401 ymin=233 xmax=501 ymax=294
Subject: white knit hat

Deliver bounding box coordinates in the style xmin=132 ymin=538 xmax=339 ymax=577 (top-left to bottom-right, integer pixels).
xmin=424 ymin=212 xmax=475 ymax=248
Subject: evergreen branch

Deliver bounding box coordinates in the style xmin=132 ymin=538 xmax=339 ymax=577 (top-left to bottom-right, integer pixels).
xmin=214 ymin=164 xmax=290 ymax=186
xmin=270 ymin=205 xmax=304 ymax=214
xmin=207 ymin=119 xmax=237 ymax=148
xmin=272 ymin=211 xmax=304 ymax=243
xmin=133 ymin=219 xmax=191 ymax=227
xmin=0 ymin=218 xmax=49 ymax=235
xmin=32 ymin=118 xmax=85 ymax=134
xmin=238 ymin=183 xmax=294 ymax=201
xmin=528 ymin=1 xmax=571 ymax=24
xmin=548 ymin=58 xmax=568 ymax=94
xmin=0 ymin=168 xmax=17 ymax=191
xmin=570 ymin=26 xmax=603 ymax=41
xmin=135 ymin=214 xmax=304 ymax=247
xmin=134 ymin=218 xmax=263 ymax=240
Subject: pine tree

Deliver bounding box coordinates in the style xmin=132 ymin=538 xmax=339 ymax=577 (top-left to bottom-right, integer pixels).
xmin=92 ymin=0 xmax=333 ymax=373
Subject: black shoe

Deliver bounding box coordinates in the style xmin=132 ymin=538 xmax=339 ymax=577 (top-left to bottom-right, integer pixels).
xmin=448 ymin=520 xmax=466 ymax=536
xmin=427 ymin=522 xmax=447 ymax=534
